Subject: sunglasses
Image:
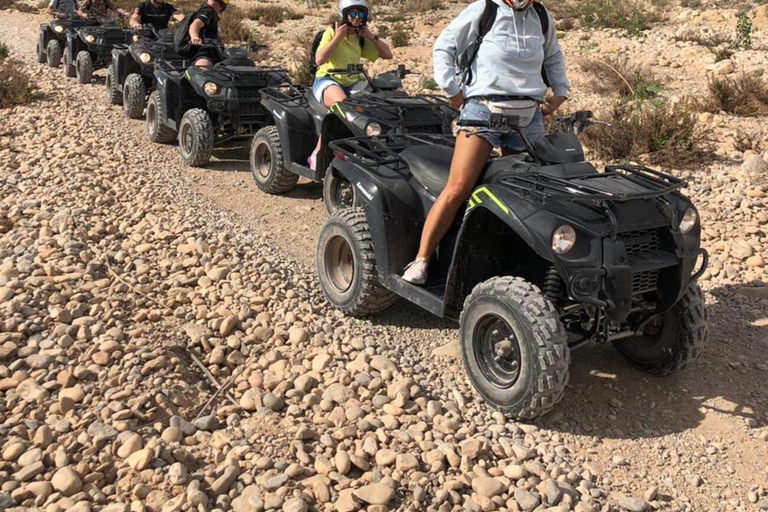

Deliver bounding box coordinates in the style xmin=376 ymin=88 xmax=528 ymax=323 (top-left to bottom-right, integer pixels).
xmin=347 ymin=10 xmax=366 ymax=20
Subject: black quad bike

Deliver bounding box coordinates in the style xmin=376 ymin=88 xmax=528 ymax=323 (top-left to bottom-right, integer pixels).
xmin=37 ymin=16 xmax=98 ymax=68
xmin=65 ymin=21 xmax=145 ymax=84
xmin=316 ymin=112 xmax=709 ymax=419
xmin=107 ymin=26 xmax=184 ymax=119
xmin=146 ymin=41 xmax=289 ymax=167
xmin=250 ymin=63 xmax=457 ymax=213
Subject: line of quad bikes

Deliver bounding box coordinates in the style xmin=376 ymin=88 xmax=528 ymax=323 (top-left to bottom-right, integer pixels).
xmin=36 ymin=15 xmax=710 ymax=419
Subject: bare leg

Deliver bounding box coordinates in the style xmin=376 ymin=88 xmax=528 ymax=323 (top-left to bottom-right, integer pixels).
xmin=312 ymin=84 xmax=348 ymax=156
xmin=416 ymin=133 xmax=493 ymax=260
xmin=194 ymin=58 xmax=213 ymax=67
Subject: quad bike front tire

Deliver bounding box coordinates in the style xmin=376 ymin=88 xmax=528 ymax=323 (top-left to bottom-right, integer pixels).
xmin=63 ymin=49 xmax=76 ymax=77
xmin=317 ymin=207 xmax=396 ymax=316
xmin=106 ymin=63 xmax=122 ymax=105
xmin=178 ymin=108 xmax=214 ymax=167
xmin=146 ymin=90 xmax=177 ymax=144
xmin=123 ymin=73 xmax=146 ymax=119
xmin=324 ymin=169 xmax=360 ymax=214
xmin=613 ymin=283 xmax=707 ymax=375
xmin=46 ymin=39 xmax=61 ymax=67
xmin=459 ymin=276 xmax=570 ymax=420
xmin=75 ymin=51 xmax=92 ymax=84
xmin=250 ymin=125 xmax=298 ymax=194
xmin=37 ymin=40 xmax=47 ymax=63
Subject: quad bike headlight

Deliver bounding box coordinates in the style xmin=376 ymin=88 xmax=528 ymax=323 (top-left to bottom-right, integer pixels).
xmin=132 ymin=34 xmax=140 ymax=43
xmin=203 ymin=82 xmax=219 ymax=96
xmin=139 ymin=52 xmax=152 ymax=64
xmin=54 ymin=25 xmax=64 ymax=33
xmin=679 ymin=207 xmax=698 ymax=234
xmin=84 ymin=33 xmax=96 ymax=43
xmin=552 ymin=225 xmax=577 ymax=255
xmin=365 ymin=122 xmax=382 ymax=136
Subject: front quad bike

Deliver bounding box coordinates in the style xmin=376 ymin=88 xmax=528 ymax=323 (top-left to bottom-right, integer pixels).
xmin=39 ymin=17 xmax=98 ymax=68
xmin=317 ymin=111 xmax=708 ymax=419
xmin=148 ymin=42 xmax=289 ymax=167
xmin=252 ymin=63 xmax=457 ymax=213
xmin=65 ymin=21 xmax=140 ymax=84
xmin=108 ymin=27 xmax=183 ymax=117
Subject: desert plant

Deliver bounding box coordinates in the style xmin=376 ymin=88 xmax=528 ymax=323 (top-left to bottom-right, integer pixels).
xmin=421 ymin=77 xmax=437 ymax=90
xmin=220 ymin=4 xmax=250 ymax=44
xmin=247 ymin=5 xmax=303 ymax=27
xmin=581 ymin=57 xmax=662 ymax=101
xmin=404 ymin=0 xmax=442 ymax=11
xmin=735 ymin=11 xmax=753 ymax=50
xmin=707 ymin=72 xmax=768 ymax=116
xmin=581 ymin=99 xmax=709 ymax=169
xmin=580 ymin=0 xmax=655 ymax=37
xmin=0 ymin=58 xmax=36 ymax=109
xmin=391 ymin=25 xmax=409 ymax=47
xmin=290 ymin=30 xmax=315 ymax=85
xmin=0 ymin=0 xmax=13 ymax=8
xmin=0 ymin=43 xmax=8 ymax=61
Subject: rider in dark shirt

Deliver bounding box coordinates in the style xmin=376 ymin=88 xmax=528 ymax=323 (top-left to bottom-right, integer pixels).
xmin=48 ymin=0 xmax=79 ymax=19
xmin=129 ymin=0 xmax=184 ymax=30
xmin=79 ymin=0 xmax=129 ymax=18
xmin=186 ymin=0 xmax=227 ymax=67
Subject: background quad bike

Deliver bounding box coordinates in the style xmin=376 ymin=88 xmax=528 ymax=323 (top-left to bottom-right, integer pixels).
xmin=64 ymin=20 xmax=147 ymax=84
xmin=250 ymin=63 xmax=458 ymax=214
xmin=107 ymin=26 xmax=184 ymax=119
xmin=37 ymin=16 xmax=99 ymax=68
xmin=145 ymin=40 xmax=289 ymax=167
xmin=315 ymin=112 xmax=708 ymax=419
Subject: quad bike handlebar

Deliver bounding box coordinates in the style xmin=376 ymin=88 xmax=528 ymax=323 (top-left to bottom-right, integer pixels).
xmin=550 ymin=110 xmax=610 ymax=135
xmin=327 ymin=63 xmax=413 ymax=90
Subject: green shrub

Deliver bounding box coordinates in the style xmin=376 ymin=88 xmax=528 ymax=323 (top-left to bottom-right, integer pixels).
xmin=0 ymin=43 xmax=8 ymax=61
xmin=581 ymin=57 xmax=662 ymax=101
xmin=391 ymin=25 xmax=409 ymax=47
xmin=735 ymin=11 xmax=753 ymax=50
xmin=421 ymin=77 xmax=437 ymax=90
xmin=580 ymin=0 xmax=654 ymax=37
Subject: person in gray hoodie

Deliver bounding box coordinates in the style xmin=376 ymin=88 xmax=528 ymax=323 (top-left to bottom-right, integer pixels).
xmin=403 ymin=0 xmax=570 ymax=285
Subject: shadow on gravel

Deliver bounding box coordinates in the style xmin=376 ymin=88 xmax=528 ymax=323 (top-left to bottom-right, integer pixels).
xmin=542 ymin=281 xmax=767 ymax=440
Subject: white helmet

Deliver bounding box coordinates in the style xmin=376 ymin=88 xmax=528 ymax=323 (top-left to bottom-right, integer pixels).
xmin=337 ymin=0 xmax=369 ymax=24
xmin=505 ymin=0 xmax=534 ymax=11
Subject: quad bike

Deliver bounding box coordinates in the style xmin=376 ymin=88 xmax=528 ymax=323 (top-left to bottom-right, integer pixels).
xmin=65 ymin=20 xmax=149 ymax=84
xmin=250 ymin=63 xmax=457 ymax=213
xmin=146 ymin=40 xmax=289 ymax=167
xmin=107 ymin=25 xmax=184 ymax=118
xmin=316 ymin=109 xmax=709 ymax=419
xmin=37 ymin=16 xmax=98 ymax=68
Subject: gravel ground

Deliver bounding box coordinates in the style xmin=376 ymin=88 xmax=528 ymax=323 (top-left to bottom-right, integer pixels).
xmin=1 ymin=8 xmax=768 ymax=512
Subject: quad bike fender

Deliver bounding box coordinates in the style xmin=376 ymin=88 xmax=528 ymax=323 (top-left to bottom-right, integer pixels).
xmin=39 ymin=26 xmax=51 ymax=49
xmin=260 ymin=96 xmax=315 ymax=166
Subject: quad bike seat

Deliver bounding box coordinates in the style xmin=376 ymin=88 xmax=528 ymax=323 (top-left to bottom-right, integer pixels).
xmin=400 ymin=145 xmax=520 ymax=197
xmin=306 ymin=90 xmax=329 ymax=117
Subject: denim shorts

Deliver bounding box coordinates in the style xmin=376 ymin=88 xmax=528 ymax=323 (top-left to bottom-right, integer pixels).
xmin=457 ymin=98 xmax=545 ymax=151
xmin=312 ymin=77 xmax=365 ymax=103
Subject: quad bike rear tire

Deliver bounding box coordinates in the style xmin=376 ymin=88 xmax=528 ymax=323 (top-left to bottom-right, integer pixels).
xmin=250 ymin=125 xmax=298 ymax=194
xmin=459 ymin=276 xmax=570 ymax=420
xmin=146 ymin=90 xmax=177 ymax=144
xmin=324 ymin=169 xmax=360 ymax=214
xmin=178 ymin=108 xmax=214 ymax=167
xmin=46 ymin=39 xmax=61 ymax=67
xmin=123 ymin=73 xmax=146 ymax=119
xmin=75 ymin=51 xmax=92 ymax=84
xmin=37 ymin=40 xmax=47 ymax=63
xmin=317 ymin=207 xmax=396 ymax=316
xmin=106 ymin=63 xmax=122 ymax=105
xmin=613 ymin=283 xmax=707 ymax=375
xmin=63 ymin=48 xmax=76 ymax=77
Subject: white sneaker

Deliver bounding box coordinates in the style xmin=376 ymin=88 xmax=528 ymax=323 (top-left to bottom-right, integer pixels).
xmin=403 ymin=259 xmax=428 ymax=285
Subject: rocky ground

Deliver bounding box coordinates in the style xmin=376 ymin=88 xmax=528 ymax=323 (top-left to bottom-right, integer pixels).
xmin=1 ymin=1 xmax=768 ymax=512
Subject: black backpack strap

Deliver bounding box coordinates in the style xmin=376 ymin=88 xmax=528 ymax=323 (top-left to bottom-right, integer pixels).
xmin=532 ymin=2 xmax=551 ymax=87
xmin=463 ymin=0 xmax=497 ymax=87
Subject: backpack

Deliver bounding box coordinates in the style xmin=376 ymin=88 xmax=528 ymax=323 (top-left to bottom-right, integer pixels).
xmin=308 ymin=26 xmax=365 ymax=77
xmin=458 ymin=0 xmax=550 ymax=87
xmin=173 ymin=11 xmax=196 ymax=55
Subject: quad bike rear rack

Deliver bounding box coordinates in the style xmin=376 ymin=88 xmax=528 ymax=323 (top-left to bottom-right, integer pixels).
xmin=260 ymin=84 xmax=310 ymax=107
xmin=331 ymin=133 xmax=456 ymax=171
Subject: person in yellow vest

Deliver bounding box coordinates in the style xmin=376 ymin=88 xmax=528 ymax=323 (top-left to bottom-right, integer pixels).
xmin=308 ymin=0 xmax=393 ymax=170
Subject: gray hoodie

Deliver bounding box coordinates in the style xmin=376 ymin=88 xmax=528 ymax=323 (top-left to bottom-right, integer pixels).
xmin=433 ymin=0 xmax=569 ymax=101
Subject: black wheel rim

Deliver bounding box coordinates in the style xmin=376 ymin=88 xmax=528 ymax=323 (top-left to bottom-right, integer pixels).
xmin=253 ymin=140 xmax=271 ymax=179
xmin=620 ymin=310 xmax=680 ymax=363
xmin=333 ymin=178 xmax=354 ymax=209
xmin=324 ymin=235 xmax=354 ymax=293
xmin=181 ymin=122 xmax=193 ymax=155
xmin=473 ymin=314 xmax=522 ymax=389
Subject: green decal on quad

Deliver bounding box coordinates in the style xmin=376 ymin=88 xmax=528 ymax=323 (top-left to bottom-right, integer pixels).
xmin=467 ymin=186 xmax=509 ymax=215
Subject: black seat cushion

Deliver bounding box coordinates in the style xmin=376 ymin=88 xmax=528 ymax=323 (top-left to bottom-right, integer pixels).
xmin=306 ymin=90 xmax=329 ymax=117
xmin=533 ymin=133 xmax=585 ymax=164
xmin=400 ymin=144 xmax=454 ymax=197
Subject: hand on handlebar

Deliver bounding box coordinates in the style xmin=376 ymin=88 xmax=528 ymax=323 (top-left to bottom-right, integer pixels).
xmin=191 ymin=36 xmax=202 ymax=45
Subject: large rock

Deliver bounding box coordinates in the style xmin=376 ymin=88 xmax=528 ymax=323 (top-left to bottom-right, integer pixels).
xmin=52 ymin=467 xmax=83 ymax=496
xmin=741 ymin=154 xmax=768 ymax=174
xmin=232 ymin=485 xmax=264 ymax=512
xmin=472 ymin=477 xmax=506 ymax=498
xmin=354 ymin=483 xmax=395 ymax=505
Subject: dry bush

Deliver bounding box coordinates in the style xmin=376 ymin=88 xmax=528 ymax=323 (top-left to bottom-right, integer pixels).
xmin=581 ymin=57 xmax=661 ymax=100
xmin=579 ymin=0 xmax=657 ymax=37
xmin=404 ymin=0 xmax=442 ymax=11
xmin=0 ymin=56 xmax=36 ymax=109
xmin=247 ymin=5 xmax=303 ymax=27
xmin=0 ymin=0 xmax=13 ymax=9
xmin=546 ymin=1 xmax=581 ymax=30
xmin=581 ymin=100 xmax=710 ymax=169
xmin=289 ymin=30 xmax=315 ymax=85
xmin=220 ymin=4 xmax=250 ymax=44
xmin=15 ymin=2 xmax=39 ymax=12
xmin=707 ymin=72 xmax=768 ymax=117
